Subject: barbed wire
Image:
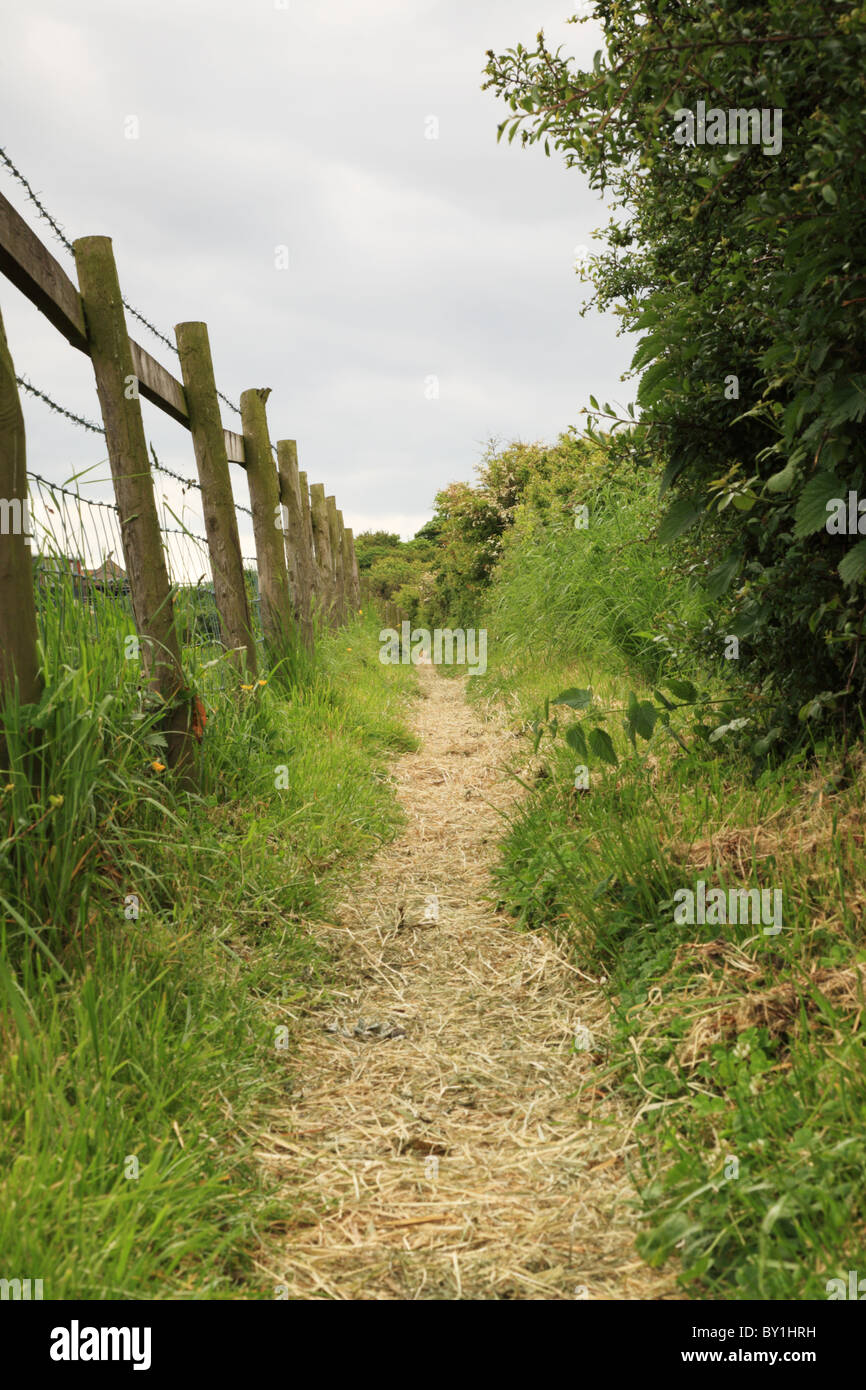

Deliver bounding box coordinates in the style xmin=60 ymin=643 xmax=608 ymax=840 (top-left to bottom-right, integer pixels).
xmin=16 ymin=374 xmax=254 ymax=518
xmin=27 ymin=470 xmax=257 ymax=568
xmin=1 ymin=145 xmax=242 ymax=417
xmin=160 ymin=523 xmax=209 ymax=543
xmin=148 ymin=444 xmax=200 ymax=493
xmin=16 ymin=375 xmax=106 ymax=434
xmin=149 ymin=444 xmax=253 ymax=518
xmin=0 ymin=146 xmax=73 ymax=251
xmin=27 ymin=469 xmax=118 ymax=511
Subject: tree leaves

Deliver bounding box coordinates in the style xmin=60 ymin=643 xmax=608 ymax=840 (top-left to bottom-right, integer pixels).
xmin=839 ymin=538 xmax=866 ymax=587
xmin=484 ymin=1 xmax=866 ymax=726
xmin=705 ymin=550 xmax=742 ymax=599
xmin=764 ymin=458 xmax=798 ymax=494
xmin=793 ymin=472 xmax=843 ymax=539
xmin=657 ymin=499 xmax=701 ymax=544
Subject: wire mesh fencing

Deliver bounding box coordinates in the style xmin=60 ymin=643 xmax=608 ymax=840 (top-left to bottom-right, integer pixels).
xmin=27 ymin=468 xmax=263 ymax=690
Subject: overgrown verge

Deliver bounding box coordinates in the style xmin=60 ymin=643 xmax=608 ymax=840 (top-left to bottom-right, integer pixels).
xmin=0 ymin=608 xmax=415 ymax=1298
xmin=472 ymin=474 xmax=866 ymax=1300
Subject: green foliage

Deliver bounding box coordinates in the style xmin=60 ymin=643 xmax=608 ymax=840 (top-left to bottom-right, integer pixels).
xmin=459 ymin=423 xmax=866 ymax=1300
xmin=0 ymin=596 xmax=415 ymax=1297
xmin=484 ymin=0 xmax=866 ymax=730
xmin=353 ymin=531 xmax=403 ymax=573
xmin=486 ymin=626 xmax=866 ymax=1297
xmin=354 ymin=530 xmax=437 ymax=623
xmin=474 ymin=436 xmax=708 ymax=703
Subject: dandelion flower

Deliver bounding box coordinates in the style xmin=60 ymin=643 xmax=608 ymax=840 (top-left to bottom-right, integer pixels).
xmin=258 ymin=679 xmax=267 ymax=686
xmin=240 ymin=684 xmax=254 ymax=691
xmin=151 ymin=760 xmax=166 ymax=773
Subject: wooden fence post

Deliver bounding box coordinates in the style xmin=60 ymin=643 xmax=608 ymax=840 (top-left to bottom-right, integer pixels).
xmin=338 ymin=513 xmax=355 ymax=619
xmin=298 ymin=469 xmax=318 ymax=613
xmin=345 ymin=528 xmax=361 ymax=612
xmin=73 ymin=236 xmax=191 ymax=769
xmin=0 ymin=303 xmax=42 ymax=708
xmin=175 ymin=321 xmax=257 ymax=679
xmin=326 ymin=495 xmax=345 ymax=625
xmin=239 ymin=388 xmax=294 ymax=654
xmin=276 ymin=440 xmax=314 ymax=651
xmin=309 ymin=483 xmax=335 ymax=625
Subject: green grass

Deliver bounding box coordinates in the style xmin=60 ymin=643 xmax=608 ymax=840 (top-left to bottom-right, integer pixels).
xmin=0 ymin=595 xmax=416 ymax=1299
xmin=471 ymin=473 xmax=866 ymax=1301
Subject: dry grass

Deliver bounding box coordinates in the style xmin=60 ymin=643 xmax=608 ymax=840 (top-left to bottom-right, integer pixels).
xmin=254 ymin=665 xmax=680 ymax=1300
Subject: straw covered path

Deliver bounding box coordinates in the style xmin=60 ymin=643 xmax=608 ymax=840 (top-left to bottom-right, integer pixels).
xmin=260 ymin=664 xmax=676 ymax=1300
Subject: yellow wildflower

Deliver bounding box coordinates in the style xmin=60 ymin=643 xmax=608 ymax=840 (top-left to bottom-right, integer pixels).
xmin=151 ymin=760 xmax=166 ymax=773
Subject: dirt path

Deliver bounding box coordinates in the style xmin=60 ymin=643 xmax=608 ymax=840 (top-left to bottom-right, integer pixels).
xmin=260 ymin=666 xmax=676 ymax=1300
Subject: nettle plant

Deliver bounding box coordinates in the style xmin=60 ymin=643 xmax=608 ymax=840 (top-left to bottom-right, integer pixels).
xmin=531 ymin=677 xmax=760 ymax=770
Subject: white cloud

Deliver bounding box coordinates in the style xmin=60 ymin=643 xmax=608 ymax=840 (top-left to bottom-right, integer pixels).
xmin=1 ymin=0 xmax=628 ymax=543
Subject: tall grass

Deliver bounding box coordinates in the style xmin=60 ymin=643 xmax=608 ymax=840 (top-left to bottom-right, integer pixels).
xmin=472 ymin=460 xmax=866 ymax=1300
xmin=480 ymin=468 xmax=706 ymax=706
xmin=0 ymin=566 xmax=415 ymax=1298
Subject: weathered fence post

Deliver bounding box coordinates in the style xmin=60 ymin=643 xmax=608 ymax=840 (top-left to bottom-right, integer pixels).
xmin=298 ymin=469 xmax=318 ymax=612
xmin=326 ymin=496 xmax=345 ymax=625
xmin=175 ymin=321 xmax=257 ymax=678
xmin=309 ymin=483 xmax=335 ymax=625
xmin=345 ymin=528 xmax=361 ymax=612
xmin=239 ymin=388 xmax=294 ymax=654
xmin=0 ymin=304 xmax=42 ymax=708
xmin=337 ymin=511 xmax=354 ymax=619
xmin=276 ymin=440 xmax=314 ymax=651
xmin=73 ymin=236 xmax=191 ymax=769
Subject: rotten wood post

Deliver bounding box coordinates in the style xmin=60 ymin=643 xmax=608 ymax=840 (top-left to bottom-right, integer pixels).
xmin=276 ymin=440 xmax=314 ymax=651
xmin=239 ymin=388 xmax=294 ymax=655
xmin=0 ymin=303 xmax=42 ymax=708
xmin=73 ymin=236 xmax=192 ymax=770
xmin=345 ymin=528 xmax=361 ymax=612
xmin=175 ymin=321 xmax=257 ymax=678
xmin=309 ymin=483 xmax=335 ymax=625
xmin=326 ymin=495 xmax=345 ymax=625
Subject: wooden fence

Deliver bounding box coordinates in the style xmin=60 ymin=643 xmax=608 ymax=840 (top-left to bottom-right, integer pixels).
xmin=0 ymin=189 xmax=398 ymax=771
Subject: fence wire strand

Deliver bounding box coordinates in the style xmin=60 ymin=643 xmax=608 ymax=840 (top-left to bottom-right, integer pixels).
xmin=26 ymin=470 xmax=262 ymax=667
xmin=1 ymin=145 xmax=242 ymax=416
xmin=16 ymin=374 xmax=254 ymax=518
xmin=4 ymin=147 xmax=267 ymax=668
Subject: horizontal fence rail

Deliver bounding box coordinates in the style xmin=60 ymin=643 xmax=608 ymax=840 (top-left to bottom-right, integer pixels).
xmin=0 ymin=160 xmax=389 ymax=781
xmin=0 ymin=191 xmax=247 ymax=464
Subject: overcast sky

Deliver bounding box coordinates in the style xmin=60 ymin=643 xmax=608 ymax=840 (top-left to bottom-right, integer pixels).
xmin=2 ymin=0 xmax=632 ymax=558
